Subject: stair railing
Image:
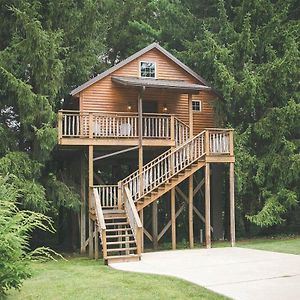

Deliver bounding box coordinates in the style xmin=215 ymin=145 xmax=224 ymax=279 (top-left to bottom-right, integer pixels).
xmin=174 ymin=117 xmax=190 ymax=145
xmin=93 ymin=188 xmax=107 ymax=258
xmin=120 ymin=130 xmax=206 ymax=202
xmin=124 ymin=186 xmax=142 ymax=256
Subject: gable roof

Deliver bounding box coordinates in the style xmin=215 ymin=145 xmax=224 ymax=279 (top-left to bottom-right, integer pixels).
xmin=70 ymin=42 xmax=211 ymax=97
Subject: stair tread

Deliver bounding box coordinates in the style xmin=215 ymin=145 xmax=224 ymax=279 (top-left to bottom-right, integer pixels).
xmin=103 ymin=209 xmax=125 ymax=214
xmin=106 ymin=233 xmax=134 ymax=238
xmin=105 ymin=254 xmax=140 ymax=259
xmin=106 ymin=228 xmax=132 ymax=232
xmin=106 ymin=222 xmax=129 ymax=226
xmin=107 ymin=247 xmax=137 ymax=252
xmin=106 ymin=240 xmax=136 ymax=245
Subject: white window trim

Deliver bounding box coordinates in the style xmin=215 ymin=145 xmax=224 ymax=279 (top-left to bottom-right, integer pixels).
xmin=139 ymin=61 xmax=157 ymax=79
xmin=192 ymin=100 xmax=202 ymax=112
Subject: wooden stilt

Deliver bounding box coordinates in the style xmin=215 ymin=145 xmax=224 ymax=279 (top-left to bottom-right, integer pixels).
xmin=171 ymin=188 xmax=176 ymax=250
xmin=88 ymin=145 xmax=94 ymax=258
xmin=230 ymin=163 xmax=236 ymax=246
xmin=205 ymin=163 xmax=211 ymax=248
xmin=152 ymin=201 xmax=158 ymax=249
xmin=139 ymin=208 xmax=144 ymax=252
xmin=88 ymin=218 xmax=94 ymax=258
xmin=94 ymin=224 xmax=99 ymax=260
xmin=80 ymin=153 xmax=86 ymax=254
xmin=189 ymin=175 xmax=194 ymax=248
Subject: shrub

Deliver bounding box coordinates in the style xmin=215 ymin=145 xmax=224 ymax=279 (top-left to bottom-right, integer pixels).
xmin=0 ymin=176 xmax=54 ymax=297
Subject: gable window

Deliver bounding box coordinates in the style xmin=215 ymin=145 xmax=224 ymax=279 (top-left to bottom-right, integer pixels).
xmin=192 ymin=100 xmax=202 ymax=112
xmin=140 ymin=61 xmax=156 ymax=78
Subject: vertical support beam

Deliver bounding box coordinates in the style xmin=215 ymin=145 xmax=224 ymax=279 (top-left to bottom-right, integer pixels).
xmin=152 ymin=201 xmax=158 ymax=249
xmin=188 ymin=94 xmax=193 ymax=137
xmin=94 ymin=223 xmax=99 ymax=260
xmin=89 ymin=218 xmax=94 ymax=258
xmin=205 ymin=163 xmax=211 ymax=248
xmin=139 ymin=209 xmax=144 ymax=252
xmin=171 ymin=188 xmax=176 ymax=250
xmin=230 ymin=163 xmax=236 ymax=246
xmin=138 ymin=90 xmax=144 ymax=197
xmin=88 ymin=145 xmax=94 ymax=258
xmin=229 ymin=130 xmax=234 ymax=156
xmin=89 ymin=112 xmax=93 ymax=139
xmin=189 ymin=175 xmax=194 ymax=248
xmin=80 ymin=153 xmax=86 ymax=254
xmin=205 ymin=130 xmax=210 ymax=155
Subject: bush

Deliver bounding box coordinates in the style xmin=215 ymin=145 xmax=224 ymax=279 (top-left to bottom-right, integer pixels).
xmin=0 ymin=176 xmax=54 ymax=297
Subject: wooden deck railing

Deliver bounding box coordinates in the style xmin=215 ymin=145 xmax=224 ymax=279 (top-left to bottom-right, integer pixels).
xmin=93 ymin=188 xmax=107 ymax=258
xmin=58 ymin=110 xmax=189 ymax=144
xmin=124 ymin=186 xmax=142 ymax=256
xmin=94 ymin=185 xmax=118 ymax=209
xmin=120 ymin=129 xmax=233 ymax=202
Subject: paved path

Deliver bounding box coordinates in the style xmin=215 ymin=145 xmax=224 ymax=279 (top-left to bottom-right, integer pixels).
xmin=110 ymin=247 xmax=300 ymax=300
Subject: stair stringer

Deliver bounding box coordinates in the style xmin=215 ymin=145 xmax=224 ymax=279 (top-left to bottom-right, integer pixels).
xmin=137 ymin=160 xmax=205 ymax=211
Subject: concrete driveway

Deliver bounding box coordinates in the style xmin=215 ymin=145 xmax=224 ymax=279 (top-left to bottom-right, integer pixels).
xmin=110 ymin=247 xmax=300 ymax=300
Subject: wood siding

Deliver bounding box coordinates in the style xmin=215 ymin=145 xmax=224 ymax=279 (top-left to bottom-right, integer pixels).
xmin=80 ymin=48 xmax=217 ymax=135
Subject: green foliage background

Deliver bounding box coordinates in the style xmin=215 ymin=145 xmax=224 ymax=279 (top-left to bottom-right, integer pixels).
xmin=0 ymin=0 xmax=299 ymax=245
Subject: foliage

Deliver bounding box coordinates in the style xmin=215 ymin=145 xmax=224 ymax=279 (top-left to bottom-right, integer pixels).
xmin=0 ymin=176 xmax=55 ymax=297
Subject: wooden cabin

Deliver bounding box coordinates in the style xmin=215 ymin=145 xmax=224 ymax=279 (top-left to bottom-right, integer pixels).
xmin=58 ymin=43 xmax=235 ymax=264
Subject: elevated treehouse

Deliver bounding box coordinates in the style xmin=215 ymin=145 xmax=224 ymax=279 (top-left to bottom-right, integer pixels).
xmin=58 ymin=43 xmax=235 ymax=264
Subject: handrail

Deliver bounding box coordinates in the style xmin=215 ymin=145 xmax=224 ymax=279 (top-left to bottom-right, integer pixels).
xmin=120 ymin=129 xmax=232 ymax=203
xmin=124 ymin=186 xmax=142 ymax=256
xmin=94 ymin=185 xmax=118 ymax=208
xmin=93 ymin=188 xmax=107 ymax=258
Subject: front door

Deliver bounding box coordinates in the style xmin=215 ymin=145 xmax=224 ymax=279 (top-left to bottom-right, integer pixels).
xmin=142 ymin=101 xmax=158 ymax=113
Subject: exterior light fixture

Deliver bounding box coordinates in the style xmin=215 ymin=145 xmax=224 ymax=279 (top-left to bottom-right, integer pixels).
xmin=163 ymin=104 xmax=168 ymax=112
xmin=127 ymin=103 xmax=132 ymax=111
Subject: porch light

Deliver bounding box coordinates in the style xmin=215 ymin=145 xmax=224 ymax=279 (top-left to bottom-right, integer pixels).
xmin=163 ymin=104 xmax=168 ymax=112
xmin=127 ymin=103 xmax=132 ymax=111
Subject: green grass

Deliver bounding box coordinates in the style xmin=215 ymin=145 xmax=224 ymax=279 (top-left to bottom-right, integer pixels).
xmin=7 ymin=257 xmax=228 ymax=300
xmin=237 ymin=235 xmax=300 ymax=255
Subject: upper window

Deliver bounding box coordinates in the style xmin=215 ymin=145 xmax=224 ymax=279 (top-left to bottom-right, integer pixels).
xmin=140 ymin=61 xmax=156 ymax=78
xmin=192 ymin=100 xmax=202 ymax=112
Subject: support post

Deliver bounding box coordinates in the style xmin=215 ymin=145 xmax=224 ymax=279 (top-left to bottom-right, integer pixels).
xmin=230 ymin=163 xmax=236 ymax=246
xmin=205 ymin=163 xmax=211 ymax=248
xmin=94 ymin=224 xmax=99 ymax=260
xmin=171 ymin=188 xmax=176 ymax=250
xmin=188 ymin=94 xmax=193 ymax=137
xmin=189 ymin=175 xmax=194 ymax=248
xmin=88 ymin=145 xmax=94 ymax=257
xmin=80 ymin=153 xmax=86 ymax=254
xmin=138 ymin=90 xmax=144 ymax=197
xmin=170 ymin=115 xmax=175 ymax=142
xmin=139 ymin=209 xmax=144 ymax=252
xmin=152 ymin=201 xmax=158 ymax=249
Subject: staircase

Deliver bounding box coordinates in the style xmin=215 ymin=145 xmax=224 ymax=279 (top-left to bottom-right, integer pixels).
xmin=93 ymin=128 xmax=232 ymax=263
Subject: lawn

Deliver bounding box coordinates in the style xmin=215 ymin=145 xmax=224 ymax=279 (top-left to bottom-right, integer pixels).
xmin=7 ymin=257 xmax=228 ymax=300
xmin=238 ymin=235 xmax=300 ymax=255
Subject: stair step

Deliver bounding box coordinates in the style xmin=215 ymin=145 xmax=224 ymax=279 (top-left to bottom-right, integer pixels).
xmin=103 ymin=209 xmax=125 ymax=214
xmin=106 ymin=233 xmax=134 ymax=239
xmin=106 ymin=222 xmax=129 ymax=226
xmin=106 ymin=240 xmax=136 ymax=245
xmin=107 ymin=247 xmax=137 ymax=252
xmin=106 ymin=254 xmax=140 ymax=264
xmin=104 ymin=216 xmax=127 ymax=220
xmin=106 ymin=228 xmax=132 ymax=232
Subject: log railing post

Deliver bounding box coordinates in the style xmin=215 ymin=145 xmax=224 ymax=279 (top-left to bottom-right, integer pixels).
xmin=89 ymin=112 xmax=93 ymax=139
xmin=229 ymin=130 xmax=234 ymax=156
xmin=170 ymin=115 xmax=175 ymax=142
xmin=205 ymin=130 xmax=210 ymax=155
xmin=58 ymin=111 xmax=63 ymax=140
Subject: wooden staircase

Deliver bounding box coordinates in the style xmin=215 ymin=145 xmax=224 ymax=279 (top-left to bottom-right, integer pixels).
xmin=93 ymin=129 xmax=232 ymax=263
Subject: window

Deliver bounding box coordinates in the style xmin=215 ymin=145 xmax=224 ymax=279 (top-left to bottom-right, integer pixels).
xmin=192 ymin=100 xmax=202 ymax=112
xmin=140 ymin=61 xmax=156 ymax=78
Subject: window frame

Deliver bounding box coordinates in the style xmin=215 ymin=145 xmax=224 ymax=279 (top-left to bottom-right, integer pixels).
xmin=192 ymin=100 xmax=202 ymax=112
xmin=139 ymin=61 xmax=156 ymax=79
